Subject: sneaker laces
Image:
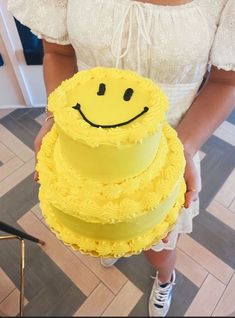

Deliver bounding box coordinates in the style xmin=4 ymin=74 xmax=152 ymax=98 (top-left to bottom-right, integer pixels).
xmin=150 ymin=274 xmax=175 ymax=308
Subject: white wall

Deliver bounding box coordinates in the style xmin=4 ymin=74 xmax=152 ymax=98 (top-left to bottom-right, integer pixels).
xmin=0 ymin=0 xmax=46 ymax=108
xmin=0 ymin=33 xmax=25 ymax=107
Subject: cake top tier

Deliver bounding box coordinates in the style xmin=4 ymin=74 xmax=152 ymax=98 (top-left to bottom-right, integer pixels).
xmin=48 ymin=67 xmax=168 ymax=146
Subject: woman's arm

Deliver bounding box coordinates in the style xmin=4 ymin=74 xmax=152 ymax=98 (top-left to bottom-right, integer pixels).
xmin=175 ymin=67 xmax=235 ymax=208
xmin=34 ymin=41 xmax=78 ymax=180
xmin=42 ymin=40 xmax=78 ymax=116
xmin=176 ymin=66 xmax=235 ymax=156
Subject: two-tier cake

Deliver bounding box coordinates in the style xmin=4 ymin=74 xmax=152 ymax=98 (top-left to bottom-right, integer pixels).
xmin=37 ymin=67 xmax=186 ymax=258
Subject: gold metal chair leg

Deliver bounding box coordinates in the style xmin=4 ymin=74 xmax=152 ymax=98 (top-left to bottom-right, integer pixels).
xmin=20 ymin=239 xmax=25 ymax=317
xmin=0 ymin=220 xmax=45 ymax=317
xmin=0 ymin=235 xmax=44 ymax=317
xmin=0 ymin=236 xmax=25 ymax=316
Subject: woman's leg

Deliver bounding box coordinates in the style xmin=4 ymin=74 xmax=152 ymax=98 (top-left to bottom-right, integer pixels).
xmin=146 ymin=236 xmax=181 ymax=316
xmin=145 ymin=232 xmax=181 ymax=281
xmin=144 ymin=248 xmax=176 ymax=283
xmin=145 ymin=247 xmax=177 ymax=316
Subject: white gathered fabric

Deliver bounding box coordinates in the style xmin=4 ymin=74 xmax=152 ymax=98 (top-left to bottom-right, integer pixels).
xmin=111 ymin=2 xmax=152 ymax=73
xmin=7 ymin=0 xmax=235 ymax=251
xmin=209 ymin=0 xmax=235 ymax=71
xmin=7 ymin=0 xmax=70 ymax=44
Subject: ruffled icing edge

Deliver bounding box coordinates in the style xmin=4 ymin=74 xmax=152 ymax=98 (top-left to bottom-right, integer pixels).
xmin=40 ymin=182 xmax=185 ymax=258
xmin=48 ymin=67 xmax=168 ymax=147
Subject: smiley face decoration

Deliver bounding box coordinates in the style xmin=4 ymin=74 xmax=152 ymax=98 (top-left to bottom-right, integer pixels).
xmin=36 ymin=67 xmax=186 ymax=258
xmin=72 ymin=84 xmax=149 ymax=128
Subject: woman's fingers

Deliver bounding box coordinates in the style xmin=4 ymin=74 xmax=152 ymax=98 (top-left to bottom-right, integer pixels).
xmin=185 ymin=188 xmax=198 ymax=208
xmin=34 ymin=171 xmax=39 ymax=182
xmin=184 ymin=164 xmax=199 ymax=207
xmin=162 ymin=153 xmax=200 ymax=244
xmin=183 ymin=152 xmax=200 ymax=208
xmin=34 ymin=132 xmax=42 ymax=182
xmin=162 ymin=232 xmax=171 ymax=243
xmin=33 ymin=117 xmax=54 ymax=182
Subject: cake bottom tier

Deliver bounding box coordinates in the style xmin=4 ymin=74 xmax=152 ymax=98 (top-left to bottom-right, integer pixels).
xmin=39 ymin=182 xmax=185 ymax=258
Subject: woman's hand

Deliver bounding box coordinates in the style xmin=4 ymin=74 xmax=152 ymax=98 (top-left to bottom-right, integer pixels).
xmin=183 ymin=150 xmax=200 ymax=208
xmin=33 ymin=117 xmax=54 ymax=181
xmin=162 ymin=150 xmax=200 ymax=243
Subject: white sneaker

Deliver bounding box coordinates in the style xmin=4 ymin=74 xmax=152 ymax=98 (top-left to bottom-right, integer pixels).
xmin=149 ymin=270 xmax=176 ymax=317
xmin=100 ymin=257 xmax=119 ymax=267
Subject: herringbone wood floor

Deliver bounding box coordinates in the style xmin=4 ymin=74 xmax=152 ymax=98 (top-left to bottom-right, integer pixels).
xmin=0 ymin=107 xmax=235 ymax=317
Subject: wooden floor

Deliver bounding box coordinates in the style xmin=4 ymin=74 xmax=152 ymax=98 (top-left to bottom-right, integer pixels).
xmin=0 ymin=107 xmax=235 ymax=317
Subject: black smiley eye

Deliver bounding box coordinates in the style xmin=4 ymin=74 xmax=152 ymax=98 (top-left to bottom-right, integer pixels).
xmin=123 ymin=88 xmax=134 ymax=101
xmin=97 ymin=83 xmax=106 ymax=96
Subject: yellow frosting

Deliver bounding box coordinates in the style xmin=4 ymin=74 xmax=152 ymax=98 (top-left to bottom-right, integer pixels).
xmin=40 ymin=182 xmax=181 ymax=240
xmin=37 ymin=67 xmax=186 ymax=257
xmin=54 ymin=126 xmax=168 ymax=198
xmin=39 ymin=182 xmax=185 ymax=258
xmin=48 ymin=67 xmax=168 ymax=146
xmin=37 ymin=124 xmax=185 ymax=224
xmin=57 ymin=127 xmax=161 ymax=182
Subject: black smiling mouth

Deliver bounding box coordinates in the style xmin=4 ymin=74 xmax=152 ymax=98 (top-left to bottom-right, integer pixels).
xmin=72 ymin=103 xmax=149 ymax=128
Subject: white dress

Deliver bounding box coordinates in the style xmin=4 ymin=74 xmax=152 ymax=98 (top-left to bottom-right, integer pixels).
xmin=8 ymin=0 xmax=235 ymax=251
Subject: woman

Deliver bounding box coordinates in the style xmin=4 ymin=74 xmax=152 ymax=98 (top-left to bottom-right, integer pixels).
xmin=8 ymin=0 xmax=235 ymax=316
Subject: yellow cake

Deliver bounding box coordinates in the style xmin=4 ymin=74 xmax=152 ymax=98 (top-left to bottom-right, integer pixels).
xmin=37 ymin=67 xmax=186 ymax=258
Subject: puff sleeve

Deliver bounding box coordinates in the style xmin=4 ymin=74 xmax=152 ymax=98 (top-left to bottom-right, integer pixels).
xmin=7 ymin=0 xmax=70 ymax=45
xmin=209 ymin=0 xmax=235 ymax=71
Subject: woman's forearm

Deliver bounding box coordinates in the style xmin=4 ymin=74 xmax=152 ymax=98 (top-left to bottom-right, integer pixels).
xmin=176 ymin=72 xmax=235 ymax=156
xmin=43 ymin=52 xmax=78 ymax=115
